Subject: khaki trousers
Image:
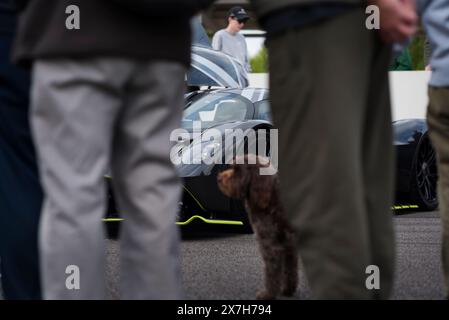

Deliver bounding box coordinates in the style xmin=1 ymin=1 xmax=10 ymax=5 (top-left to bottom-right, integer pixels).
xmin=267 ymin=9 xmax=395 ymax=299
xmin=426 ymin=86 xmax=449 ymax=296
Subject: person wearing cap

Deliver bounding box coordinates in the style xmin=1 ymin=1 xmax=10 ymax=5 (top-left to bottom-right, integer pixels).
xmin=212 ymin=6 xmax=252 ymax=74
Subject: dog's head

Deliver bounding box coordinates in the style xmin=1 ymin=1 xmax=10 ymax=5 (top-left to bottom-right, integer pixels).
xmin=217 ymin=154 xmax=276 ymax=209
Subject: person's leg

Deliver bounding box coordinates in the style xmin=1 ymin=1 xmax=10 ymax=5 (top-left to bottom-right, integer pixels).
xmin=361 ymin=38 xmax=395 ymax=299
xmin=0 ymin=32 xmax=42 ymax=300
xmin=267 ymin=9 xmax=384 ymax=299
xmin=31 ymin=58 xmax=127 ymax=299
xmin=110 ymin=61 xmax=186 ymax=299
xmin=426 ymin=86 xmax=449 ymax=296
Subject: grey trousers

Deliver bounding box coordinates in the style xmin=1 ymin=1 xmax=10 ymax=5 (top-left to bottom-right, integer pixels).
xmin=31 ymin=58 xmax=186 ymax=299
xmin=426 ymin=87 xmax=449 ymax=296
xmin=267 ymin=9 xmax=395 ymax=299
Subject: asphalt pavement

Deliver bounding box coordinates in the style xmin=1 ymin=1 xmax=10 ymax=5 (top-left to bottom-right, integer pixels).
xmin=1 ymin=211 xmax=446 ymax=300
xmin=107 ymin=211 xmax=446 ymax=300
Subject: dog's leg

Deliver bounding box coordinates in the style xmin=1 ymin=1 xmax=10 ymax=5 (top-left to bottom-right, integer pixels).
xmin=281 ymin=238 xmax=299 ymax=297
xmin=257 ymin=245 xmax=283 ymax=300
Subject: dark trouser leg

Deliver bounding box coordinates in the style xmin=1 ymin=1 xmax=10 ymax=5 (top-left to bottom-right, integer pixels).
xmin=267 ymin=9 xmax=394 ymax=299
xmin=0 ymin=33 xmax=42 ymax=300
xmin=361 ymin=39 xmax=395 ymax=299
xmin=426 ymin=87 xmax=449 ymax=296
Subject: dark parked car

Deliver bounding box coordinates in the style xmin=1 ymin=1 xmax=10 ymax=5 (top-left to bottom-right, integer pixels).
xmin=105 ymin=88 xmax=438 ymax=237
xmin=393 ymin=119 xmax=437 ymax=211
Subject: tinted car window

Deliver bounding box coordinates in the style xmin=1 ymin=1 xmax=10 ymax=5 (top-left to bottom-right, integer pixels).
xmin=182 ymin=92 xmax=252 ymax=129
xmin=254 ymin=100 xmax=272 ymax=122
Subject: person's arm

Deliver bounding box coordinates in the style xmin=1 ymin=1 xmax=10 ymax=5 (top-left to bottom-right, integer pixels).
xmin=212 ymin=32 xmax=222 ymax=51
xmin=243 ymin=39 xmax=252 ymax=73
xmin=368 ymin=0 xmax=418 ymax=43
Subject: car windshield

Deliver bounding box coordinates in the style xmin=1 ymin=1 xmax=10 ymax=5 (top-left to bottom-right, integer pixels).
xmin=182 ymin=92 xmax=250 ymax=130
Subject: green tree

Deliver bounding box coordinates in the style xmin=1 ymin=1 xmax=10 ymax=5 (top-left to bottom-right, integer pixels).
xmin=250 ymin=47 xmax=268 ymax=73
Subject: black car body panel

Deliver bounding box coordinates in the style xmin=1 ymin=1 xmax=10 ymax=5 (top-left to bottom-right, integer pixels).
xmin=393 ymin=119 xmax=427 ymax=195
xmin=105 ymin=92 xmax=438 ymax=235
xmin=392 ymin=119 xmax=437 ymax=211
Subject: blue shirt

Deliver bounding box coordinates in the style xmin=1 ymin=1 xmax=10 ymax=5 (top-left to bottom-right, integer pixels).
xmin=419 ymin=0 xmax=449 ymax=87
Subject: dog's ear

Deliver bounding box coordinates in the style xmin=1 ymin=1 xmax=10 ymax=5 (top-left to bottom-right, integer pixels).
xmin=249 ymin=168 xmax=275 ymax=209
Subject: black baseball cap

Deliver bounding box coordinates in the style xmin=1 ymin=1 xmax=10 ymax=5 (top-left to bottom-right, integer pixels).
xmin=229 ymin=6 xmax=250 ymax=22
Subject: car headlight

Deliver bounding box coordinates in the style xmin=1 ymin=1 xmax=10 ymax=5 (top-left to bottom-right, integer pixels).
xmin=202 ymin=142 xmax=221 ymax=163
xmin=180 ymin=140 xmax=222 ymax=165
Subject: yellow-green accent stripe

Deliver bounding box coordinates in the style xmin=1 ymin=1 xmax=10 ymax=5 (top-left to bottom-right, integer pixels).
xmin=102 ymin=179 xmax=241 ymax=225
xmin=103 ymin=218 xmax=124 ymax=222
xmin=176 ymin=215 xmax=244 ymax=226
xmin=182 ymin=185 xmax=207 ymax=211
xmin=391 ymin=204 xmax=419 ymax=210
xmin=104 ymin=176 xmax=206 ymax=212
xmin=103 ymin=216 xmax=244 ymax=226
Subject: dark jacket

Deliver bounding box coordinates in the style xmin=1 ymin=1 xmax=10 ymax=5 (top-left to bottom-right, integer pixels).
xmin=13 ymin=0 xmax=213 ymax=66
xmin=0 ymin=0 xmax=17 ymax=35
xmin=250 ymin=0 xmax=363 ymax=19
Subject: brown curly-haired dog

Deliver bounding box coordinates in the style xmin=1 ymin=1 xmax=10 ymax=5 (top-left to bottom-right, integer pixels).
xmin=217 ymin=154 xmax=298 ymax=300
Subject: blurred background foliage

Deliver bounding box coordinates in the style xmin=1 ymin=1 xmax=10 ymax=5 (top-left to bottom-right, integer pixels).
xmin=209 ymin=24 xmax=427 ymax=73
xmin=249 ymin=31 xmax=426 ymax=73
xmin=250 ymin=46 xmax=268 ymax=73
xmin=409 ymin=27 xmax=426 ymax=70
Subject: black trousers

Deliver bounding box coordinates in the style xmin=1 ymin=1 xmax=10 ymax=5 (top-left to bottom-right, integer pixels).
xmin=0 ymin=27 xmax=42 ymax=299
